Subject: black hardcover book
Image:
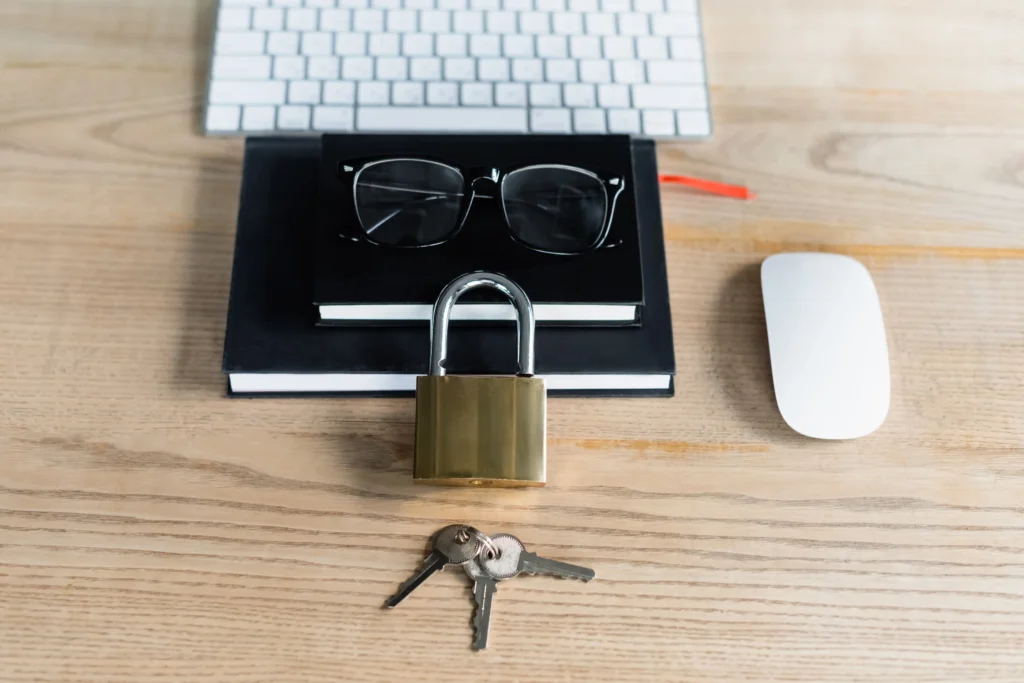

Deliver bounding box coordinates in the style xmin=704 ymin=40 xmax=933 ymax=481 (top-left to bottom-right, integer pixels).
xmin=314 ymin=134 xmax=643 ymax=324
xmin=222 ymin=136 xmax=674 ymax=396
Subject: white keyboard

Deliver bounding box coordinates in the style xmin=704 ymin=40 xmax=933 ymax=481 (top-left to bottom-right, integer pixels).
xmin=205 ymin=0 xmax=711 ymax=138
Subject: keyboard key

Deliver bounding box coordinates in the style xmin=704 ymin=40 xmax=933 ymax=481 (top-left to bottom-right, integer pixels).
xmin=206 ymin=105 xmax=241 ymax=132
xmin=253 ymin=8 xmax=285 ymax=30
xmin=392 ymin=81 xmax=425 ymax=104
xmin=453 ymin=10 xmax=484 ymax=32
xmin=669 ymin=36 xmax=702 ymax=60
xmin=301 ymin=32 xmax=334 ymax=54
xmin=676 ymin=110 xmax=710 ymax=136
xmin=357 ymin=106 xmax=527 ymax=131
xmin=427 ymin=81 xmax=459 ymax=104
xmin=218 ymin=8 xmax=252 ymax=30
xmin=353 ymin=8 xmax=385 ymax=30
xmin=503 ymin=0 xmax=531 ymax=8
xmin=471 ymin=0 xmax=501 ymax=8
xmin=420 ymin=10 xmax=450 ymax=31
xmin=410 ymin=57 xmax=442 ymax=80
xmin=552 ymin=11 xmax=583 ymax=35
xmin=210 ymin=80 xmax=286 ymax=104
xmin=495 ymin=82 xmax=526 ymax=106
xmin=612 ymin=59 xmax=644 ymax=83
xmin=286 ymin=8 xmax=318 ymax=30
xmin=438 ymin=0 xmax=467 ymax=8
xmin=563 ymin=83 xmax=595 ymax=107
xmin=583 ymin=12 xmax=615 ymax=35
xmin=536 ymin=35 xmax=568 ymax=58
xmin=436 ymin=33 xmax=468 ymax=56
xmin=387 ymin=9 xmax=418 ymax=31
xmin=212 ymin=55 xmax=272 ymax=79
xmin=402 ymin=34 xmax=434 ymax=56
xmin=528 ymin=83 xmax=561 ymax=106
xmin=530 ymin=108 xmax=571 ymax=132
xmin=536 ymin=0 xmax=565 ymax=9
xmin=273 ymin=55 xmax=306 ymax=79
xmin=486 ymin=10 xmax=517 ymax=33
xmin=342 ymin=56 xmax=374 ymax=79
xmin=308 ymin=56 xmax=340 ymax=79
xmin=569 ymin=35 xmax=600 ymax=58
xmin=545 ymin=58 xmax=577 ymax=81
xmin=618 ymin=13 xmax=649 ymax=36
xmin=666 ymin=0 xmax=698 ymax=12
xmin=369 ymin=32 xmax=401 ymax=55
xmin=579 ymin=58 xmax=611 ymax=82
xmin=607 ymin=108 xmax=640 ymax=133
xmin=642 ymin=109 xmax=675 ymax=135
xmin=267 ymin=31 xmax=299 ymax=54
xmin=573 ymin=108 xmax=606 ymax=132
xmin=314 ymin=105 xmax=356 ymax=130
xmin=308 ymin=0 xmax=341 ymax=6
xmin=334 ymin=32 xmax=368 ymax=54
xmin=272 ymin=0 xmax=303 ymax=5
xmin=339 ymin=0 xmax=369 ymax=6
xmin=461 ymin=82 xmax=493 ymax=105
xmin=502 ymin=35 xmax=535 ymax=57
xmin=652 ymin=11 xmax=698 ymax=36
xmin=478 ymin=57 xmax=510 ymax=80
xmin=597 ymin=83 xmax=629 ymax=107
xmin=377 ymin=56 xmax=409 ymax=79
xmin=599 ymin=0 xmax=629 ymax=10
xmin=323 ymin=81 xmax=356 ymax=103
xmin=634 ymin=0 xmax=664 ymax=11
xmin=603 ymin=36 xmax=634 ymax=58
xmin=647 ymin=59 xmax=704 ymax=83
xmin=372 ymin=0 xmax=401 ymax=7
xmin=512 ymin=58 xmax=544 ymax=81
xmin=289 ymin=80 xmax=322 ymax=103
xmin=320 ymin=8 xmax=351 ymax=29
xmin=242 ymin=105 xmax=277 ymax=131
xmin=277 ymin=105 xmax=311 ymax=129
xmin=635 ymin=36 xmax=667 ymax=59
xmin=358 ymin=81 xmax=391 ymax=104
xmin=405 ymin=0 xmax=434 ymax=7
xmin=443 ymin=57 xmax=476 ymax=80
xmin=568 ymin=0 xmax=597 ymax=9
xmin=215 ymin=31 xmax=266 ymax=54
xmin=470 ymin=34 xmax=501 ymax=56
xmin=520 ymin=12 xmax=550 ymax=34
xmin=631 ymin=84 xmax=706 ymax=108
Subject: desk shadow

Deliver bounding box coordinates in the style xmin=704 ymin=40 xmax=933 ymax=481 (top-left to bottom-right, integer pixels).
xmin=192 ymin=1 xmax=217 ymax=134
xmin=174 ymin=158 xmax=242 ymax=395
xmin=712 ymin=263 xmax=802 ymax=442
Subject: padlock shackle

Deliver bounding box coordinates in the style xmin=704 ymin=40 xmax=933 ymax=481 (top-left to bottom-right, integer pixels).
xmin=429 ymin=272 xmax=536 ymax=377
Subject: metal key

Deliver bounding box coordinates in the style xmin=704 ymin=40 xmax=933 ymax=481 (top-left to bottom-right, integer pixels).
xmin=384 ymin=524 xmax=482 ymax=608
xmin=479 ymin=533 xmax=596 ymax=582
xmin=463 ymin=558 xmax=498 ymax=650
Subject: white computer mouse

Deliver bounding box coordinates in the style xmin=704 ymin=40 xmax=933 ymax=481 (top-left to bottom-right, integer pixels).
xmin=761 ymin=253 xmax=890 ymax=440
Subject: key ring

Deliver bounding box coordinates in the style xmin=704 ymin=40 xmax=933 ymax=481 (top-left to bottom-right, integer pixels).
xmin=455 ymin=526 xmax=501 ymax=560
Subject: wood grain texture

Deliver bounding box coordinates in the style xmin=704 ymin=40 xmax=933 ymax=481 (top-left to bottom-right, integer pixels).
xmin=2 ymin=1 xmax=1024 ymax=681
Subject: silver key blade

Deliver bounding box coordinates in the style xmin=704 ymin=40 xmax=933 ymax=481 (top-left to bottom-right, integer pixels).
xmin=384 ymin=549 xmax=447 ymax=609
xmin=471 ymin=576 xmax=497 ymax=650
xmin=519 ymin=551 xmax=596 ymax=582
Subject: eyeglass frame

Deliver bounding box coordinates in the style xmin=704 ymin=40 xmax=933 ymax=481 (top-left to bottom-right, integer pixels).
xmin=334 ymin=156 xmax=627 ymax=256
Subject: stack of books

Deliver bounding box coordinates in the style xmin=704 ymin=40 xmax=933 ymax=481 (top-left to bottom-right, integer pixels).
xmin=222 ymin=134 xmax=675 ymax=397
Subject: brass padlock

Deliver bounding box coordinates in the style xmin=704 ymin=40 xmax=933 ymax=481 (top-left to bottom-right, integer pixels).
xmin=414 ymin=272 xmax=547 ymax=488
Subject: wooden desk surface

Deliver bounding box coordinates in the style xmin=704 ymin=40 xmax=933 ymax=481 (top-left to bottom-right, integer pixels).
xmin=2 ymin=1 xmax=1024 ymax=680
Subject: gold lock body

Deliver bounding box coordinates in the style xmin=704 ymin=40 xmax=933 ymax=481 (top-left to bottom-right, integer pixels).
xmin=414 ymin=375 xmax=546 ymax=487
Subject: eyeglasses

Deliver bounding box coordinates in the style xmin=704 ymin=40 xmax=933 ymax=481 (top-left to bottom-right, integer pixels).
xmin=337 ymin=157 xmax=626 ymax=256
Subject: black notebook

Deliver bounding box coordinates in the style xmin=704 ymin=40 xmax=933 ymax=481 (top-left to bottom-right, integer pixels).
xmin=222 ymin=136 xmax=675 ymax=396
xmin=314 ymin=134 xmax=643 ymax=324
